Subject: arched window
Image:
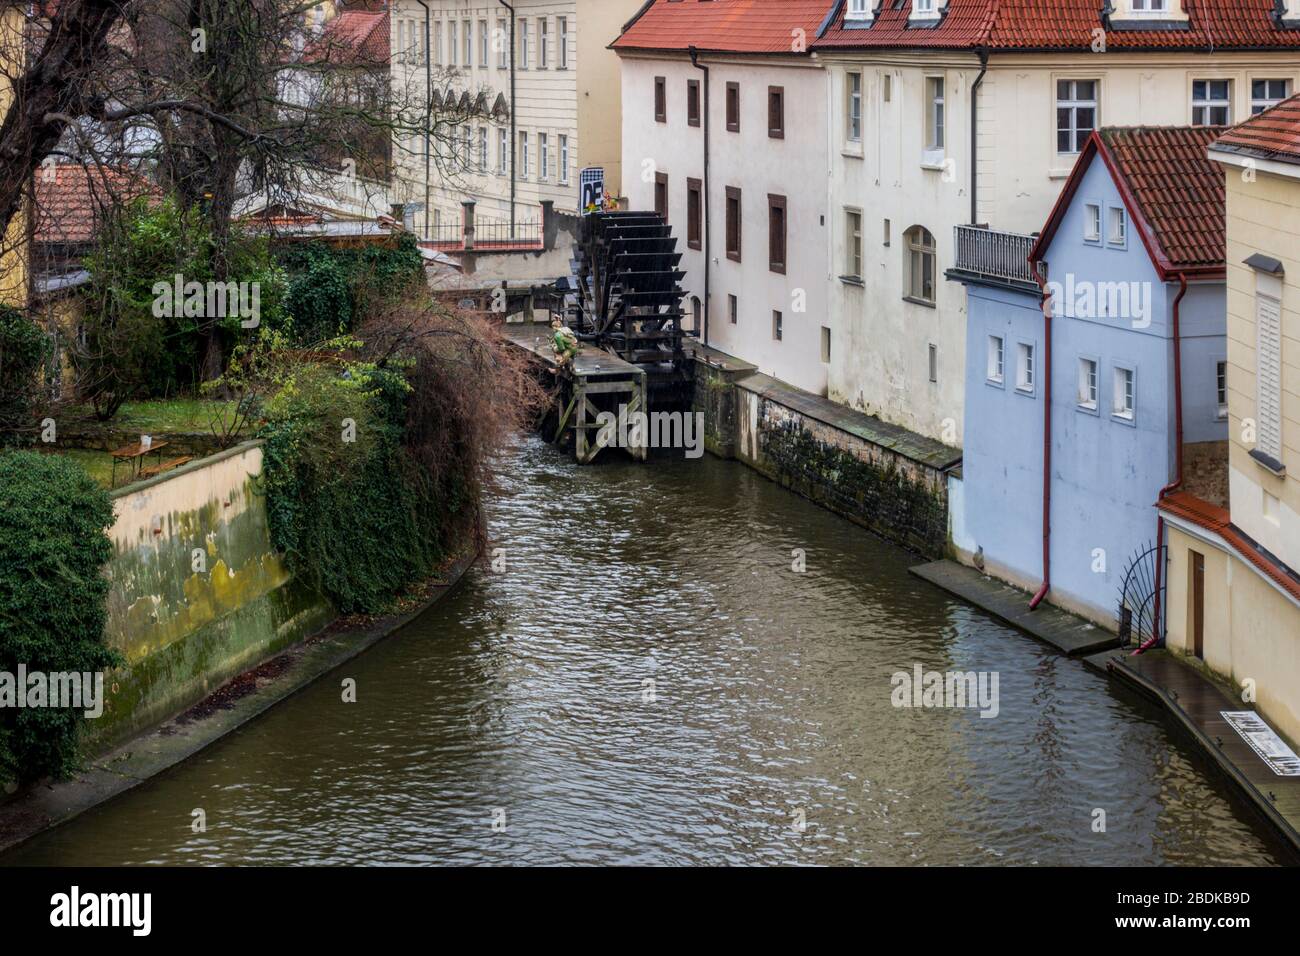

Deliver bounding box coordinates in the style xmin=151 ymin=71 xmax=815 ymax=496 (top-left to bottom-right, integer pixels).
xmin=904 ymin=226 xmax=936 ymax=306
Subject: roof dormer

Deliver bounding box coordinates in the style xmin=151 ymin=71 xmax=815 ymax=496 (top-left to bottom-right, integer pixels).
xmin=1275 ymin=0 xmax=1300 ymax=28
xmin=1106 ymin=0 xmax=1191 ymax=31
xmin=844 ymin=0 xmax=875 ymax=25
xmin=909 ymin=0 xmax=947 ymax=27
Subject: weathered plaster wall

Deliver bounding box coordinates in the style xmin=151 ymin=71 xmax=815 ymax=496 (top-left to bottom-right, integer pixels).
xmin=91 ymin=442 xmax=333 ymax=748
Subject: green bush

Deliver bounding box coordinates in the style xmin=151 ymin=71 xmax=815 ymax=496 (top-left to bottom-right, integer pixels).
xmin=78 ymin=196 xmax=288 ymax=415
xmin=0 ymin=452 xmax=119 ymax=786
xmin=0 ymin=307 xmax=48 ymax=438
xmin=258 ymin=363 xmax=456 ymax=613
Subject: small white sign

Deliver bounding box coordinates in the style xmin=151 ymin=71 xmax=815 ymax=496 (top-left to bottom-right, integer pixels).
xmin=1221 ymin=711 xmax=1300 ymax=776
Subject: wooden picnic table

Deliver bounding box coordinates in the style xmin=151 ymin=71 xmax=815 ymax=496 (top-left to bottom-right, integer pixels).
xmin=110 ymin=440 xmax=169 ymax=488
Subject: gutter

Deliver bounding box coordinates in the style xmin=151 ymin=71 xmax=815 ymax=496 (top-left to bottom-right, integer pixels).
xmin=1030 ymin=264 xmax=1053 ymax=610
xmin=1141 ymin=271 xmax=1190 ymax=653
xmin=690 ymin=45 xmax=711 ymax=346
xmin=415 ymin=0 xmax=432 ymax=239
xmin=498 ymin=1 xmax=517 ymax=233
xmin=969 ymin=48 xmax=988 ymax=225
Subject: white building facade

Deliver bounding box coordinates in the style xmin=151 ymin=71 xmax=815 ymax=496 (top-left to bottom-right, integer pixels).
xmin=816 ymin=0 xmax=1300 ymax=443
xmin=615 ymin=2 xmax=834 ymax=395
xmin=389 ymin=0 xmax=642 ymax=240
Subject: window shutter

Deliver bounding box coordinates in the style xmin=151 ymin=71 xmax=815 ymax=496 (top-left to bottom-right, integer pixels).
xmin=1257 ymin=292 xmax=1284 ymax=460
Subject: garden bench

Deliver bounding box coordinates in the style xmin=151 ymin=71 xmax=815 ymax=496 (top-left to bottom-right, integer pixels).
xmin=137 ymin=456 xmax=193 ymax=481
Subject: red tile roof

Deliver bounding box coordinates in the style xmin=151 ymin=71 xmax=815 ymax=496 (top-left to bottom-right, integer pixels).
xmin=33 ymin=163 xmax=160 ymax=246
xmin=1159 ymin=490 xmax=1300 ymax=604
xmin=1211 ymin=93 xmax=1300 ymax=165
xmin=303 ymin=10 xmax=390 ymax=66
xmin=1031 ymin=127 xmax=1227 ymax=278
xmin=815 ymin=0 xmax=1300 ymax=51
xmin=612 ymin=0 xmax=836 ymax=54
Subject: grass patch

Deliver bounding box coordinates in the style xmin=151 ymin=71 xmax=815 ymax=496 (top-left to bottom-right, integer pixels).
xmin=35 ymin=448 xmax=116 ymax=489
xmin=67 ymin=398 xmax=243 ymax=436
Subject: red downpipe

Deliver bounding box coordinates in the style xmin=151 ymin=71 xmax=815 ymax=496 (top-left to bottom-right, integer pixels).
xmin=1030 ymin=268 xmax=1053 ymax=610
xmin=1138 ymin=272 xmax=1189 ymax=653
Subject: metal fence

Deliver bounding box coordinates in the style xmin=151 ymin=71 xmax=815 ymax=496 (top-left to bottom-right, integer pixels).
xmin=952 ymin=225 xmax=1037 ymax=285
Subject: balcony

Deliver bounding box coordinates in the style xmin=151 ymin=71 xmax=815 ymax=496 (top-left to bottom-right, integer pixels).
xmin=947 ymin=225 xmax=1039 ymax=291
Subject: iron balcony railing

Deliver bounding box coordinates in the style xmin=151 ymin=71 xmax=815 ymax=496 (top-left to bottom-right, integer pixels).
xmin=951 ymin=225 xmax=1038 ymax=286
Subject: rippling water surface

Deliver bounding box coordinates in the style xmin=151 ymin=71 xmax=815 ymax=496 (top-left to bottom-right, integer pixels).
xmin=5 ymin=437 xmax=1289 ymax=865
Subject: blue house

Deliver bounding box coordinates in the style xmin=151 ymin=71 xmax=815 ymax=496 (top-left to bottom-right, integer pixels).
xmin=949 ymin=127 xmax=1228 ymax=629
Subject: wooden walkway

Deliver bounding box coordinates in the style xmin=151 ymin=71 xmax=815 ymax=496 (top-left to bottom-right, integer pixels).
xmin=502 ymin=322 xmax=647 ymax=464
xmin=1088 ymin=648 xmax=1300 ymax=853
xmin=910 ymin=560 xmax=1119 ymax=656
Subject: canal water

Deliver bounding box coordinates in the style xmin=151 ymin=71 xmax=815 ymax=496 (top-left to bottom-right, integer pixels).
xmin=6 ymin=437 xmax=1289 ymax=865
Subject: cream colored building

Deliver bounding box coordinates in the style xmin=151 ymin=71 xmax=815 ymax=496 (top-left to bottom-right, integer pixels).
xmin=815 ymin=0 xmax=1300 ymax=443
xmin=1160 ymin=95 xmax=1300 ymax=747
xmin=389 ymin=0 xmax=641 ymax=239
xmin=0 ymin=4 xmax=26 ymax=306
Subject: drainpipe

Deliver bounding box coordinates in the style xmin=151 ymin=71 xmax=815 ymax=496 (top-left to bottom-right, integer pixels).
xmin=969 ymin=48 xmax=988 ymax=225
xmin=1141 ymin=272 xmax=1190 ymax=653
xmin=690 ymin=45 xmax=710 ymax=346
xmin=498 ymin=1 xmax=517 ymax=234
xmin=415 ymin=0 xmax=432 ymax=239
xmin=1030 ymin=265 xmax=1053 ymax=610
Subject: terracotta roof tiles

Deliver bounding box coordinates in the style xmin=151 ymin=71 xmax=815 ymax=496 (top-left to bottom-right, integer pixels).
xmin=613 ymin=0 xmax=835 ymax=55
xmin=1212 ymin=93 xmax=1300 ymax=165
xmin=1031 ymin=126 xmax=1227 ymax=277
xmin=33 ymin=163 xmax=160 ymax=246
xmin=814 ymin=0 xmax=1300 ymax=51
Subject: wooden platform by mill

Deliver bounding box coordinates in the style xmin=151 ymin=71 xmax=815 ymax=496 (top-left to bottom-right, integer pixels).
xmin=502 ymin=322 xmax=647 ymax=464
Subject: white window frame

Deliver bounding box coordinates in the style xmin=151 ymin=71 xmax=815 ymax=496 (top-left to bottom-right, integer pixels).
xmin=986 ymin=335 xmax=1004 ymax=385
xmin=434 ymin=21 xmax=443 ymax=66
xmin=846 ymin=0 xmax=874 ymax=21
xmin=498 ymin=127 xmax=508 ymax=175
xmin=479 ymin=20 xmax=488 ymax=67
xmin=558 ymin=17 xmax=569 ymax=70
xmin=497 ymin=19 xmax=508 ymax=69
xmin=478 ymin=126 xmax=488 ymax=172
xmin=520 ymin=131 xmax=529 ymax=178
xmin=1216 ymin=359 xmax=1229 ymax=421
xmin=1251 ymin=78 xmax=1291 ymax=115
xmin=1078 ymin=357 xmax=1099 ymax=410
xmin=539 ymin=18 xmax=549 ymax=69
xmin=846 ymin=72 xmax=862 ymax=144
xmin=1084 ymin=202 xmax=1102 ymax=242
xmin=1016 ymin=341 xmax=1035 ymax=394
xmin=1112 ymin=366 xmax=1136 ymax=421
xmin=1192 ymin=79 xmax=1232 ymax=126
xmin=911 ymin=0 xmax=941 ymax=22
xmin=539 ymin=132 xmax=549 ymax=180
xmin=559 ymin=134 xmax=569 ymax=184
xmin=519 ymin=18 xmax=528 ymax=69
xmin=448 ymin=20 xmax=457 ymax=67
xmin=845 ymin=208 xmax=863 ymax=279
xmin=1056 ymin=79 xmax=1098 ymax=155
xmin=1107 ymin=205 xmax=1127 ymax=246
xmin=925 ymin=76 xmax=945 ymax=162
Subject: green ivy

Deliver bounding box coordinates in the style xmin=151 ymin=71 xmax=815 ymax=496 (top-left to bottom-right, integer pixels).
xmin=278 ymin=235 xmax=424 ymax=346
xmin=0 ymin=452 xmax=120 ymax=786
xmin=258 ymin=363 xmax=463 ymax=614
xmin=0 ymin=307 xmax=48 ymax=438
